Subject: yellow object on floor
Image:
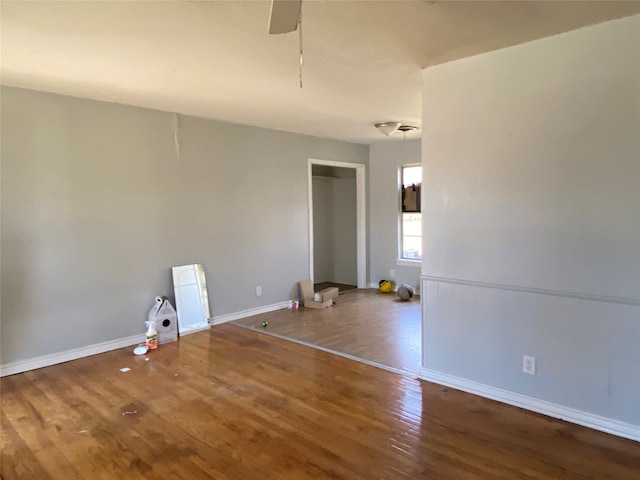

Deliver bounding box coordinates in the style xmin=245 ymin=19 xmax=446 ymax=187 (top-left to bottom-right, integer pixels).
xmin=379 ymin=280 xmax=392 ymax=293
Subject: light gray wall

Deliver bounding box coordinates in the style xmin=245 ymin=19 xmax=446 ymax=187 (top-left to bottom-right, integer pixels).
xmin=369 ymin=139 xmax=422 ymax=291
xmin=331 ymin=177 xmax=357 ymax=285
xmin=0 ymin=87 xmax=368 ymax=365
xmin=311 ymin=174 xmax=357 ymax=285
xmin=312 ymin=176 xmax=333 ymax=283
xmin=421 ymin=16 xmax=640 ymax=425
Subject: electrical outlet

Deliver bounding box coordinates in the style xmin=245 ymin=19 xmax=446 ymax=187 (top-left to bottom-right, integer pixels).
xmin=523 ymin=355 xmax=536 ymax=375
xmin=256 ymin=286 xmax=262 ymax=297
xmin=390 ymin=269 xmax=395 ymax=278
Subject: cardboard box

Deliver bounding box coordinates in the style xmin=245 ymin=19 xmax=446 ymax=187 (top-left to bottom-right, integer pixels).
xmin=318 ymin=287 xmax=339 ymax=302
xmin=298 ymin=280 xmax=335 ymax=309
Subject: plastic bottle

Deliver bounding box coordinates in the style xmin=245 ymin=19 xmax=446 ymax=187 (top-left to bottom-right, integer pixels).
xmin=145 ymin=318 xmax=158 ymax=350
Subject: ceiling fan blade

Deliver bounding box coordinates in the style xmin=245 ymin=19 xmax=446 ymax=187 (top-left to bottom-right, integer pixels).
xmin=268 ymin=0 xmax=301 ymax=34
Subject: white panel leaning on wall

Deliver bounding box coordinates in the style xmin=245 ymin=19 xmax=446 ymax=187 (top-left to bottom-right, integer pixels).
xmin=172 ymin=264 xmax=212 ymax=335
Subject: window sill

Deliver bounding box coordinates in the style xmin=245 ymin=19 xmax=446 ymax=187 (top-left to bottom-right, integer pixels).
xmin=397 ymin=258 xmax=422 ymax=267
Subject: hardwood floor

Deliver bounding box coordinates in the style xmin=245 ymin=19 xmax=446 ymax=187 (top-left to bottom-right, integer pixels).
xmin=233 ymin=288 xmax=421 ymax=373
xmin=2 ymin=324 xmax=639 ymax=479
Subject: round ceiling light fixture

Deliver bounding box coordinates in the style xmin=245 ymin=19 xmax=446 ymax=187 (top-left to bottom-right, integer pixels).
xmin=374 ymin=122 xmax=401 ymax=136
xmin=374 ymin=122 xmax=418 ymax=136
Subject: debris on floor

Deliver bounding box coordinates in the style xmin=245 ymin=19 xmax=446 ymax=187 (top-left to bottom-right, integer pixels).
xmin=119 ymin=367 xmax=131 ymax=373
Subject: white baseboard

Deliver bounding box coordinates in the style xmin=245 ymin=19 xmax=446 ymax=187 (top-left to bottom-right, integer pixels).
xmin=419 ymin=368 xmax=640 ymax=442
xmin=0 ymin=334 xmax=144 ymax=377
xmin=211 ymin=301 xmax=290 ymax=325
xmin=0 ymin=301 xmax=290 ymax=377
xmin=178 ymin=324 xmax=211 ymax=336
xmin=368 ymin=282 xmax=421 ymax=296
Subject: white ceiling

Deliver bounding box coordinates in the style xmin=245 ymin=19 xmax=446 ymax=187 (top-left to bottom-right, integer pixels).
xmin=2 ymin=1 xmax=639 ymax=144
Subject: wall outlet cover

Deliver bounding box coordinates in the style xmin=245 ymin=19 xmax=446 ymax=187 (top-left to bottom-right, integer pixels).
xmin=523 ymin=355 xmax=536 ymax=375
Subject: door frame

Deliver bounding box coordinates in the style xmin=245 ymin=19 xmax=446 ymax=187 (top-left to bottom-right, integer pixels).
xmin=308 ymin=158 xmax=366 ymax=288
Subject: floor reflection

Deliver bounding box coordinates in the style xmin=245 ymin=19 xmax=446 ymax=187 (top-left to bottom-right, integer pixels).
xmin=232 ymin=288 xmax=422 ymax=374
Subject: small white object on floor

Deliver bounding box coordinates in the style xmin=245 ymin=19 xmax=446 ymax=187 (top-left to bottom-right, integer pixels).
xmin=120 ymin=367 xmax=131 ymax=373
xmin=133 ymin=345 xmax=148 ymax=355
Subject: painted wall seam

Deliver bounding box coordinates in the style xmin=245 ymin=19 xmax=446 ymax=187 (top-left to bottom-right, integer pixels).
xmin=421 ymin=275 xmax=640 ymax=306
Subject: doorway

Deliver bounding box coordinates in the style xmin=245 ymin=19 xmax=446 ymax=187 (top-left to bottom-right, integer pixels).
xmin=308 ymin=159 xmax=366 ymax=288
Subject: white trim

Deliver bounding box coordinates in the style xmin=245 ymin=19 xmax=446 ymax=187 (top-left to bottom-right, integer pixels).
xmin=1 ymin=301 xmax=290 ymax=377
xmin=177 ymin=324 xmax=211 ymax=336
xmin=396 ymin=259 xmax=422 ymax=267
xmin=355 ymin=165 xmax=367 ymax=289
xmin=308 ymin=162 xmax=315 ymax=282
xmin=421 ymin=274 xmax=639 ymax=306
xmin=309 ymin=159 xmax=365 ymax=169
xmin=211 ymin=301 xmax=290 ymax=325
xmin=418 ymin=368 xmax=640 ymax=442
xmin=0 ymin=334 xmax=144 ymax=377
xmin=308 ymin=158 xmax=367 ymax=288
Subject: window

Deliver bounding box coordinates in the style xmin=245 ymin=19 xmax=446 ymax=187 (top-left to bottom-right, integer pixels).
xmin=400 ymin=165 xmax=422 ymax=261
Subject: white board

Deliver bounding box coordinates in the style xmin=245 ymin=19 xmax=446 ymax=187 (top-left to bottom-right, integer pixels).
xmin=172 ymin=264 xmax=211 ymax=335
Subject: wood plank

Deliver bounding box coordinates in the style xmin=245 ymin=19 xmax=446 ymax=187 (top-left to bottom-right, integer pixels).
xmin=1 ymin=324 xmax=639 ymax=479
